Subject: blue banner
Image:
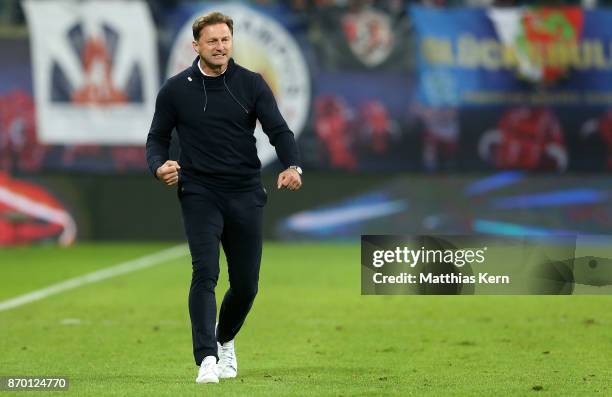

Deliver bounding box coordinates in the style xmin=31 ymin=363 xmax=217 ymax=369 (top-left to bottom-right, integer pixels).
xmin=410 ymin=5 xmax=612 ymax=107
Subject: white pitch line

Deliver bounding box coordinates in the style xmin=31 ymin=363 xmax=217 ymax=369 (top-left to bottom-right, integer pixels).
xmin=0 ymin=244 xmax=189 ymax=312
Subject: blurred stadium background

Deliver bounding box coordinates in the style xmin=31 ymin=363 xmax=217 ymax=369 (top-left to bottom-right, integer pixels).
xmin=1 ymin=0 xmax=612 ymax=244
xmin=0 ymin=0 xmax=612 ymax=394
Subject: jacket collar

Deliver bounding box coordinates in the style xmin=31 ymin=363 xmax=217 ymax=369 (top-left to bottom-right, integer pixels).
xmin=191 ymin=56 xmax=236 ymax=79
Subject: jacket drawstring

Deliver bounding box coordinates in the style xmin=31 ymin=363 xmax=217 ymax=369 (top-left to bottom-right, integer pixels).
xmin=223 ymin=75 xmax=249 ymax=114
xmin=201 ymin=78 xmax=208 ymax=113
xmin=198 ymin=73 xmax=248 ymax=115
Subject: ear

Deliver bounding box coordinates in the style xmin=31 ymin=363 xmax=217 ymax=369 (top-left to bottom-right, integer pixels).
xmin=192 ymin=40 xmax=198 ymax=54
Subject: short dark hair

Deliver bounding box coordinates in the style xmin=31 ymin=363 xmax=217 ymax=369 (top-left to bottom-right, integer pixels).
xmin=192 ymin=12 xmax=233 ymax=40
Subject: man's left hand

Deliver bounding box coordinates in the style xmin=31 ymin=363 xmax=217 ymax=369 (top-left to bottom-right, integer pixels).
xmin=277 ymin=168 xmax=302 ymax=191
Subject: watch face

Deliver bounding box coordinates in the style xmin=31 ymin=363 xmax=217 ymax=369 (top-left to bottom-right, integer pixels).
xmin=290 ymin=166 xmax=302 ymax=175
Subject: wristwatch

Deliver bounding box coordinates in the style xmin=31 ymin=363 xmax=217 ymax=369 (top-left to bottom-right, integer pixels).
xmin=288 ymin=165 xmax=303 ymax=176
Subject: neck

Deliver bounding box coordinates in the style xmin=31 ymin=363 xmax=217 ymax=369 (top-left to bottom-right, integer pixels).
xmin=199 ymin=58 xmax=227 ymax=77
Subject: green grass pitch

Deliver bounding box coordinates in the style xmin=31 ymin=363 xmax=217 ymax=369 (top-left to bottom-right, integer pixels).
xmin=0 ymin=243 xmax=610 ymax=396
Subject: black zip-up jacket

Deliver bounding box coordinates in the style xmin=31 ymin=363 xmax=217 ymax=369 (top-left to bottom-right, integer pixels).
xmin=146 ymin=57 xmax=300 ymax=191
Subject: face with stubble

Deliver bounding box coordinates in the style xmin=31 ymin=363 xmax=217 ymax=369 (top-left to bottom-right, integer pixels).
xmin=192 ymin=23 xmax=233 ymax=74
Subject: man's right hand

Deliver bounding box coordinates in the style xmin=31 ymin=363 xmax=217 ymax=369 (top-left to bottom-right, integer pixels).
xmin=156 ymin=160 xmax=181 ymax=186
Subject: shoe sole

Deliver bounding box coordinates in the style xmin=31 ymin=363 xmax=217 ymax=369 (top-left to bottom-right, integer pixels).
xmin=196 ymin=377 xmax=219 ymax=384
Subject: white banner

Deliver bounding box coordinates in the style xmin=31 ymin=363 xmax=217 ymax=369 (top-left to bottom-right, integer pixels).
xmin=23 ymin=0 xmax=158 ymax=145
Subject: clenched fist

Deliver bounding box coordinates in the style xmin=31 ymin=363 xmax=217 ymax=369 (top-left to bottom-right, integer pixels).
xmin=277 ymin=168 xmax=302 ymax=191
xmin=156 ymin=160 xmax=181 ymax=186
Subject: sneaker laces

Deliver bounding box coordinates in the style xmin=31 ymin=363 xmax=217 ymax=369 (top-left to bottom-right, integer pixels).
xmin=218 ymin=341 xmax=235 ymax=368
xmin=200 ymin=357 xmax=216 ymax=373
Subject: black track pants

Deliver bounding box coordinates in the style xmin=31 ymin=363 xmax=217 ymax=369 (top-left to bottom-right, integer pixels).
xmin=178 ymin=180 xmax=267 ymax=365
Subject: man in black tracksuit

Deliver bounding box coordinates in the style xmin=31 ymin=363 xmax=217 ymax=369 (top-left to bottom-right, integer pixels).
xmin=145 ymin=12 xmax=302 ymax=384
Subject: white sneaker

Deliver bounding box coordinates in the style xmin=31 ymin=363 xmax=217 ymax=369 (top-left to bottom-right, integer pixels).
xmin=217 ymin=340 xmax=237 ymax=378
xmin=196 ymin=356 xmax=219 ymax=384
